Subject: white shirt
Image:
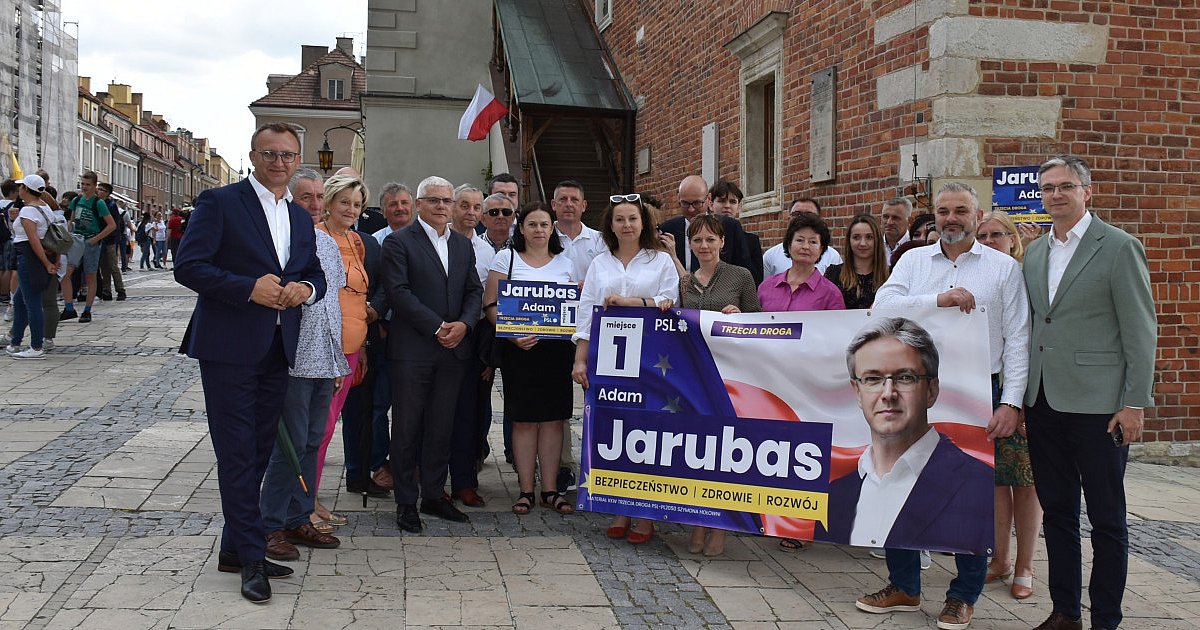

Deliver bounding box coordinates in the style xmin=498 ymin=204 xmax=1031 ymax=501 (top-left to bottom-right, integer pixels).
xmin=469 ymin=231 xmax=494 ymax=284
xmin=372 ymin=225 xmax=395 ymax=246
xmin=884 ymin=232 xmax=911 ymax=261
xmin=13 ymin=204 xmax=53 ymax=243
xmin=557 ymin=222 xmax=604 ymax=281
xmin=850 ymin=427 xmax=940 ymax=547
xmin=248 ymin=173 xmax=292 ymax=267
xmin=573 ymin=249 xmax=680 ymax=342
xmin=1047 ymin=211 xmax=1093 ymax=305
xmin=489 ymin=248 xmax=577 ymax=284
xmin=417 ymin=215 xmax=451 ymax=275
xmin=762 ymin=242 xmax=842 ymax=277
xmin=874 ymin=240 xmax=1030 ymax=407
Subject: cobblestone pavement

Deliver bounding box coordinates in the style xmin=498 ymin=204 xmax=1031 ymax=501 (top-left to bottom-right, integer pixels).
xmin=1 ymin=270 xmax=1197 ymax=629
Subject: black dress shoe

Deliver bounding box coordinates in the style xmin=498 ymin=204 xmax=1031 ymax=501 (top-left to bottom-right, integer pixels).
xmin=240 ymin=561 xmax=272 ymax=603
xmin=420 ymin=496 xmax=469 ymax=523
xmin=396 ymin=504 xmax=423 ymax=533
xmin=217 ymin=551 xmax=294 ymax=578
xmin=347 ymin=479 xmax=390 ymax=497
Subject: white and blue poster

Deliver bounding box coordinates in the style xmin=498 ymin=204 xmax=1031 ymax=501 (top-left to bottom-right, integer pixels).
xmin=579 ymin=306 xmax=998 ymax=555
xmin=495 ymin=280 xmax=580 ymax=340
xmin=992 ymin=166 xmax=1050 ymax=225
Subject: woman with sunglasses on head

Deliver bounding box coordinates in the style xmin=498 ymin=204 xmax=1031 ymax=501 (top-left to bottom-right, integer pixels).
xmin=824 ymin=214 xmax=889 ymax=310
xmin=659 ymin=213 xmax=761 ymax=556
xmin=310 ymin=175 xmax=377 ymax=532
xmin=976 ymin=210 xmax=1041 ymax=600
xmin=483 ymin=202 xmax=578 ymax=516
xmin=572 ymin=193 xmax=679 ymax=545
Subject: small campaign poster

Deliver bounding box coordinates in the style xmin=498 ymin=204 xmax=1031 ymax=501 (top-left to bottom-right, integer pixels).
xmin=578 ymin=306 xmax=996 ymax=555
xmin=992 ymin=165 xmax=1050 ymax=225
xmin=494 ymin=279 xmax=580 ymax=340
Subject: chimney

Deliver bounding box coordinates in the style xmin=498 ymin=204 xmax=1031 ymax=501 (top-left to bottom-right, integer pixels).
xmin=79 ymin=76 xmax=91 ymax=92
xmin=301 ymin=45 xmax=327 ymax=70
xmin=267 ymin=74 xmax=293 ymax=93
xmin=336 ymin=37 xmax=353 ymax=56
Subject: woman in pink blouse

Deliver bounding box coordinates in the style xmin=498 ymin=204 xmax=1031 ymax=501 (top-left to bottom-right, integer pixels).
xmin=757 ymin=212 xmax=844 ymax=552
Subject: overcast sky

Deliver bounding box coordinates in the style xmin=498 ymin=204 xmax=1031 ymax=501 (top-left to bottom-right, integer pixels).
xmin=61 ymin=0 xmax=367 ymax=172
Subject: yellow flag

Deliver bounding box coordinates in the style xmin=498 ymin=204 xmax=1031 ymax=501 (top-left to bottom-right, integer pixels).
xmin=9 ymin=152 xmax=22 ymax=179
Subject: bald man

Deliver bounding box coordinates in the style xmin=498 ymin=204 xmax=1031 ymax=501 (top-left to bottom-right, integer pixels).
xmin=657 ymin=175 xmax=754 ymax=272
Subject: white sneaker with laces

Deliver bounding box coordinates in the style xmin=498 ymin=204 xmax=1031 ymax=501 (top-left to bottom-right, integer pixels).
xmin=4 ymin=344 xmax=20 ymax=355
xmin=12 ymin=348 xmax=43 ymax=359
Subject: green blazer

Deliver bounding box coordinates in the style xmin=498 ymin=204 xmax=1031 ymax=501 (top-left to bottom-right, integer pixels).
xmin=1023 ymin=213 xmax=1156 ymax=413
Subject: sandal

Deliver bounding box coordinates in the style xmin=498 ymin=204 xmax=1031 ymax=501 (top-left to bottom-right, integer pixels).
xmin=309 ymin=519 xmax=336 ymax=534
xmin=540 ymin=491 xmax=574 ymax=514
xmin=1011 ymin=574 xmax=1034 ymax=599
xmin=512 ymin=492 xmax=535 ymax=515
xmin=778 ymin=537 xmax=805 ymax=552
xmin=986 ymin=563 xmax=1014 ymax=584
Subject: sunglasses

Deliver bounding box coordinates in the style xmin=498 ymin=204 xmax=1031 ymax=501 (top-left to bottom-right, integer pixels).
xmin=610 ymin=193 xmax=641 ymax=204
xmin=485 ymin=208 xmax=515 ymax=217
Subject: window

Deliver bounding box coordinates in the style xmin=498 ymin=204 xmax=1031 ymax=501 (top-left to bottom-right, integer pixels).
xmin=327 ymin=79 xmax=344 ymax=100
xmin=725 ymin=11 xmax=787 ymax=216
xmin=595 ymin=0 xmax=612 ymax=31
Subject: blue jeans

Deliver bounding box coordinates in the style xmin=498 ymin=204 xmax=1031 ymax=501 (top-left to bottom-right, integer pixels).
xmin=9 ymin=246 xmax=48 ymax=349
xmin=154 ymin=240 xmax=168 ymax=264
xmin=260 ymin=376 xmax=334 ymax=531
xmin=887 ymin=549 xmax=987 ymax=604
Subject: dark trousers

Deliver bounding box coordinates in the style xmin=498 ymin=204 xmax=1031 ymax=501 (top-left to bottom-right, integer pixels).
xmin=342 ymin=342 xmax=390 ymax=482
xmin=389 ymin=353 xmax=466 ymax=505
xmin=97 ymin=243 xmax=124 ymax=295
xmin=1026 ymin=386 xmax=1129 ymax=629
xmin=448 ymin=353 xmax=488 ymax=491
xmin=199 ymin=329 xmax=289 ymax=562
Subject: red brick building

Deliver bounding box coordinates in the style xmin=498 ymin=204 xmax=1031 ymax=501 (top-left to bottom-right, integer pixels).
xmin=596 ymin=1 xmax=1199 ymax=449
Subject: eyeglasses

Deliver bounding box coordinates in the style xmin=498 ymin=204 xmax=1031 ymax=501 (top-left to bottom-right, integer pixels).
xmin=253 ymin=150 xmax=299 ymax=164
xmin=977 ymin=230 xmax=1012 ymax=241
xmin=679 ymin=199 xmax=707 ymax=209
xmin=485 ymin=208 xmax=515 ymax=217
xmin=852 ymin=372 xmax=934 ymax=392
xmin=1039 ymin=183 xmax=1081 ymax=195
xmin=419 ymin=197 xmax=455 ymax=206
xmin=610 ymin=193 xmax=641 ymax=203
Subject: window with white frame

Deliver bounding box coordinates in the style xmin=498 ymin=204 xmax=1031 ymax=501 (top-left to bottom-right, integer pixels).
xmin=725 ymin=12 xmax=787 ymax=217
xmin=595 ymin=0 xmax=612 ymax=30
xmin=328 ymin=79 xmax=344 ymax=100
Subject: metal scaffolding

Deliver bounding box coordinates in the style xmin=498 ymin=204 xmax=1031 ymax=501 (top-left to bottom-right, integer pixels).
xmin=0 ymin=0 xmax=78 ymax=183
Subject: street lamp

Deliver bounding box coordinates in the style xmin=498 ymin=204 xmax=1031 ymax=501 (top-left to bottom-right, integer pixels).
xmin=318 ymin=122 xmax=364 ymax=173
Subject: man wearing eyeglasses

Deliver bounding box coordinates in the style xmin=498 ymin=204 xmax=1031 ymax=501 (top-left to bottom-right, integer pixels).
xmin=174 ymin=122 xmax=326 ymax=603
xmin=658 ymin=175 xmax=753 ymax=273
xmin=380 ymin=175 xmax=483 ymax=534
xmin=761 ymin=197 xmax=843 ymax=278
xmin=1022 ymin=156 xmax=1155 ymax=630
xmin=857 ymin=182 xmax=1029 ymax=629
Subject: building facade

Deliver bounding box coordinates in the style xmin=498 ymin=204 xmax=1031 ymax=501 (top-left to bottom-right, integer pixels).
xmin=596 ymin=0 xmax=1198 ymax=447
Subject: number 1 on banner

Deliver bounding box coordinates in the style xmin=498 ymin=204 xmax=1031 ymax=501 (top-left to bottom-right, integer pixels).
xmin=595 ymin=316 xmax=643 ymax=378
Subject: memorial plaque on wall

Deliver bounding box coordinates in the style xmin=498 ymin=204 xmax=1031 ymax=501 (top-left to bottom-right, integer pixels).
xmin=809 ymin=67 xmax=836 ymax=182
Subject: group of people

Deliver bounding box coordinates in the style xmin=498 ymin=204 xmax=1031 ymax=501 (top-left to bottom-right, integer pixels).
xmin=176 ymin=123 xmax=1153 ymax=630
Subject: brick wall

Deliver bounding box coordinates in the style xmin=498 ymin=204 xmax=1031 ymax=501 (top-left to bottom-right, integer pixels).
xmin=600 ymin=0 xmax=1199 ymax=443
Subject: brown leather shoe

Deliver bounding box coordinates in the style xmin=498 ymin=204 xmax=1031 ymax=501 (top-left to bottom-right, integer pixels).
xmin=452 ymin=488 xmax=486 ymax=507
xmin=265 ymin=530 xmax=299 ymax=561
xmin=855 ymin=583 xmax=921 ymax=614
xmin=1033 ymin=612 xmax=1083 ymax=630
xmin=936 ymin=598 xmax=973 ymax=630
xmin=371 ymin=466 xmax=394 ymax=490
xmin=284 ymin=522 xmax=341 ymax=549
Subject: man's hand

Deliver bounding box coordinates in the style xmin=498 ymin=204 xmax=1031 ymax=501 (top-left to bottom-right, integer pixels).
xmin=936 ymin=287 xmax=976 ymax=313
xmin=436 ymin=321 xmax=468 ymax=348
xmin=278 ymin=282 xmax=313 ymax=308
xmin=987 ymin=404 xmax=1021 ymax=440
xmin=1109 ymin=406 xmax=1144 ymax=446
xmin=250 ymin=274 xmax=284 ymax=309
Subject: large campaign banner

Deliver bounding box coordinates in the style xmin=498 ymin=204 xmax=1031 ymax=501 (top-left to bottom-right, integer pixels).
xmin=579 ymin=306 xmax=996 ymax=555
xmin=992 ymin=165 xmax=1050 ymax=225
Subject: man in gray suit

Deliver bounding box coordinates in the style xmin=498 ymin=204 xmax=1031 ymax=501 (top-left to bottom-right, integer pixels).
xmin=381 ymin=175 xmax=483 ymax=533
xmin=1023 ymin=155 xmax=1157 ymax=630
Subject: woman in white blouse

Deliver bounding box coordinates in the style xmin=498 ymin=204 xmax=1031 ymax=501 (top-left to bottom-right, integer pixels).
xmin=571 ymin=193 xmax=679 ymax=545
xmin=484 ymin=203 xmax=578 ymax=516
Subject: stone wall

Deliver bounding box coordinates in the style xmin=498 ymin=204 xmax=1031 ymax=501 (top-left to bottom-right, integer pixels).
xmin=600 ymin=0 xmax=1199 ymax=446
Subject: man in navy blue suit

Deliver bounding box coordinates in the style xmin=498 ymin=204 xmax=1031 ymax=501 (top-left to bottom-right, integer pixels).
xmin=174 ymin=122 xmax=326 ymax=603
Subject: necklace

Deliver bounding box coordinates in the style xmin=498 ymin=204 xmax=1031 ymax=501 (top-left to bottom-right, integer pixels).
xmin=322 ymin=221 xmax=348 ymax=237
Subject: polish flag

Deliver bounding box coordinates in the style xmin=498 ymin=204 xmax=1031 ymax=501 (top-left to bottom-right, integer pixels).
xmin=458 ymin=84 xmax=509 ymax=141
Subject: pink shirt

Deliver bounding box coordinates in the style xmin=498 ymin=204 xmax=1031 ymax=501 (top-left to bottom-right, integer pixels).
xmin=757 ymin=269 xmax=846 ymax=312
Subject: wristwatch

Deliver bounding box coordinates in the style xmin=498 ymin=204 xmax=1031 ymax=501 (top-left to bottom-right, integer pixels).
xmin=1001 ymin=403 xmax=1021 ymax=411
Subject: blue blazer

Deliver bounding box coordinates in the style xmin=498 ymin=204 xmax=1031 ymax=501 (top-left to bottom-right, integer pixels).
xmin=817 ymin=432 xmax=994 ymax=555
xmin=174 ymin=179 xmax=326 ymax=367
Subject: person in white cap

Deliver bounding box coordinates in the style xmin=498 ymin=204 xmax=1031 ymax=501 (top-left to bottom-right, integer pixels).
xmin=5 ymin=174 xmax=61 ymax=359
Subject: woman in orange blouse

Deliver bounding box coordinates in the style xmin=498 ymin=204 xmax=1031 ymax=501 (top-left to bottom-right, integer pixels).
xmin=312 ymin=175 xmax=375 ymax=528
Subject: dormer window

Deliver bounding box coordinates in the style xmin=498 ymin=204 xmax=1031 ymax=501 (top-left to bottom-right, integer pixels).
xmin=327 ymin=79 xmax=344 ymax=100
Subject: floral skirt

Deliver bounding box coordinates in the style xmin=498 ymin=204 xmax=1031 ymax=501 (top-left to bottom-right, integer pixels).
xmin=994 ymin=433 xmax=1035 ymax=486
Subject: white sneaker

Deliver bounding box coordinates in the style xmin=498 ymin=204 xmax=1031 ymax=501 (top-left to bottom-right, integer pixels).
xmin=12 ymin=348 xmax=43 ymax=359
xmin=3 ymin=306 xmax=12 ymax=321
xmin=42 ymin=339 xmax=55 ymax=351
xmin=921 ymin=550 xmax=932 ymax=570
xmin=4 ymin=344 xmax=19 ymax=355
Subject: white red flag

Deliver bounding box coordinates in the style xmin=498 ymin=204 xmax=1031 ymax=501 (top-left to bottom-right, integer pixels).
xmin=458 ymin=84 xmax=508 ymax=141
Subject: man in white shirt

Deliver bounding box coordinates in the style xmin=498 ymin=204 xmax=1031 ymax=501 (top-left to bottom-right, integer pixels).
xmin=761 ymin=198 xmax=842 ymax=277
xmin=372 ymin=183 xmax=414 ymax=245
xmin=480 ymin=192 xmax=515 ymax=251
xmin=881 ymin=197 xmax=914 ymax=260
xmin=859 ymin=181 xmax=1029 ymax=630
